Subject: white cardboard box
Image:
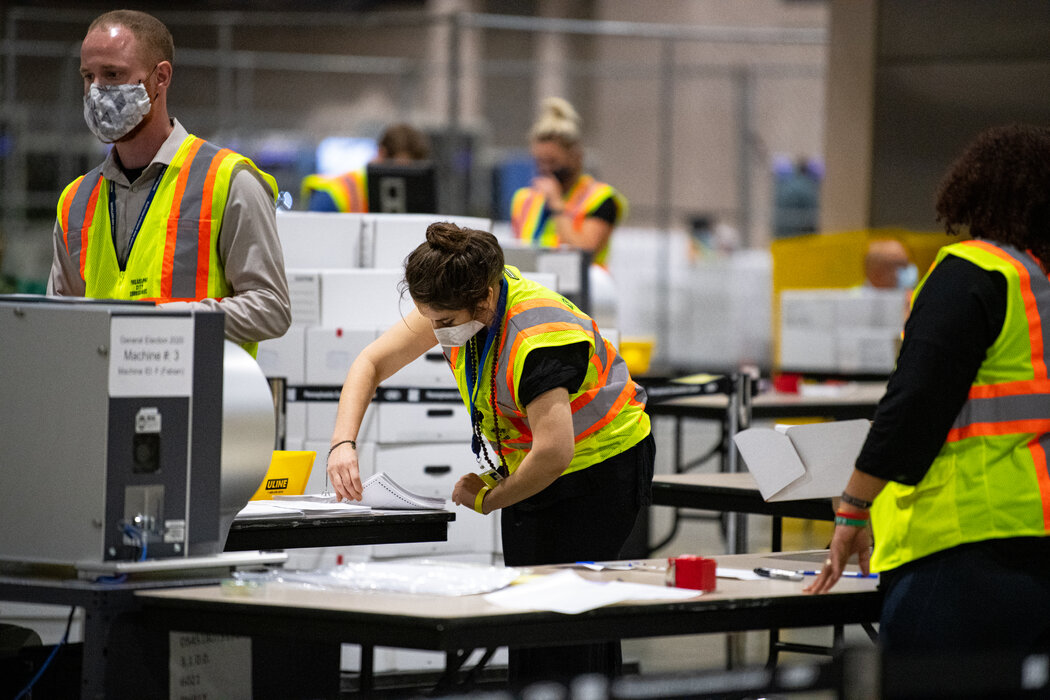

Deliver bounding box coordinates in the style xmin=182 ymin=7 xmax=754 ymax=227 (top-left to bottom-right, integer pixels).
xmin=276 ymin=211 xmax=365 ymax=269
xmin=364 ymin=214 xmax=493 ymax=269
xmin=361 ymin=441 xmax=497 ymax=558
xmin=304 ymin=402 xmax=378 ymax=443
xmin=319 ymin=269 xmax=407 ymax=329
xmin=257 ymin=325 xmax=306 ymax=385
xmin=305 ymin=327 xmax=377 ymax=385
xmin=385 ymin=347 xmax=455 ymax=388
xmin=286 ymin=270 xmax=323 ymax=327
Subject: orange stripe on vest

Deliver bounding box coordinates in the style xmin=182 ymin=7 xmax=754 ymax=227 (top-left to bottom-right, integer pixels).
xmin=61 ymin=176 xmax=84 ymax=253
xmin=197 ymin=147 xmax=232 ymax=298
xmin=947 ymin=417 xmax=1050 ymax=441
xmin=80 ymin=178 xmax=104 ymax=280
xmin=967 ymin=240 xmax=1048 ymax=380
xmin=163 ymin=138 xmax=205 ymax=297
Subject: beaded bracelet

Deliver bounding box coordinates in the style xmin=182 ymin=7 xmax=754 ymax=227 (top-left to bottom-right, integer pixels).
xmin=474 ymin=485 xmax=491 ymax=515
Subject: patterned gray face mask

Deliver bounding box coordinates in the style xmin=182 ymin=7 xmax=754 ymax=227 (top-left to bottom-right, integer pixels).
xmin=82 ymin=82 xmax=152 ymax=143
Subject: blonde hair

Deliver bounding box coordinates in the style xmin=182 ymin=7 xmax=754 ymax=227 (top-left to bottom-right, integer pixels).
xmin=529 ymin=97 xmax=581 ymax=149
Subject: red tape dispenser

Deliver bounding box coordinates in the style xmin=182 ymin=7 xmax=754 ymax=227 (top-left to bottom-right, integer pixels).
xmin=666 ymin=555 xmax=717 ymax=592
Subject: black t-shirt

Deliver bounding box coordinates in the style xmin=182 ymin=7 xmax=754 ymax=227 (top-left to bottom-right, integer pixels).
xmin=589 ymin=196 xmax=619 ymax=225
xmin=856 ymin=254 xmax=1007 ymax=484
xmin=517 ymin=342 xmax=590 ymax=407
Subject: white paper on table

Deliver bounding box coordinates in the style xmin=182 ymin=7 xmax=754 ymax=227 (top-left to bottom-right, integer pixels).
xmin=236 ymin=500 xmax=370 ymax=519
xmin=716 ymin=567 xmax=764 ymax=581
xmin=483 ymin=570 xmax=699 ymax=615
xmin=236 ymin=502 xmax=304 ymax=519
xmin=265 ymin=499 xmax=371 ymax=515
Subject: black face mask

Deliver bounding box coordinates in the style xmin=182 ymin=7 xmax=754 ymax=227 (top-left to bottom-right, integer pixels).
xmin=550 ymin=167 xmax=575 ymax=189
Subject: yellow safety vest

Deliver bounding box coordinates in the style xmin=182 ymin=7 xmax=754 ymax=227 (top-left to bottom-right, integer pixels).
xmin=447 ymin=266 xmax=650 ymax=476
xmin=300 ymin=170 xmax=368 ymax=213
xmin=871 ymin=240 xmax=1050 ymax=571
xmin=510 ymin=175 xmax=627 ymax=267
xmin=57 ymin=134 xmax=278 ymax=358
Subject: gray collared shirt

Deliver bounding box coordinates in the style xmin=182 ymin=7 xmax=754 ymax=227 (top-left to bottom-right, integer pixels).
xmin=48 ymin=118 xmax=291 ymax=344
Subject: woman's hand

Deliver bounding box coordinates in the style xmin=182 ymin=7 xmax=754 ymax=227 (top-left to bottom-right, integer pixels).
xmin=531 ymin=174 xmax=563 ymax=205
xmin=326 ymin=442 xmax=363 ymax=502
xmin=451 ymin=473 xmax=488 ymax=514
xmin=803 ymin=523 xmax=873 ymax=594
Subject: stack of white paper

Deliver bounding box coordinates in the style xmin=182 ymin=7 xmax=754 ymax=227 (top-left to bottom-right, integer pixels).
xmin=236 ymin=499 xmax=370 ymax=519
xmin=244 ymin=472 xmax=449 ymax=513
xmin=360 ymin=472 xmax=446 ymax=510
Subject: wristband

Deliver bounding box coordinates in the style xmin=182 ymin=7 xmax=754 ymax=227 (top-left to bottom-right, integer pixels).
xmin=834 ymin=515 xmax=869 ymax=527
xmin=474 ymin=485 xmax=491 ymax=515
xmin=840 ymin=491 xmax=873 ymax=509
xmin=327 ymin=439 xmax=356 ymax=461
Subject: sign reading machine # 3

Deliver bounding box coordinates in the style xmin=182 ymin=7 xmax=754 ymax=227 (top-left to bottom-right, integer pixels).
xmin=109 ymin=316 xmax=195 ymax=397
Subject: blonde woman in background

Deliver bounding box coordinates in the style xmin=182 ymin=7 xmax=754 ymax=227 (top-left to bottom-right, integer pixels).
xmin=510 ymin=98 xmax=627 ymax=329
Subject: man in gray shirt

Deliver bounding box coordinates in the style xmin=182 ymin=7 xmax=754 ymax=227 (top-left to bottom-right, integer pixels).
xmin=49 ymin=10 xmax=290 ymax=354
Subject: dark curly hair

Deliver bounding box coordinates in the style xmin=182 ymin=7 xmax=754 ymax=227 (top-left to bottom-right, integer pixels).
xmin=935 ymin=124 xmax=1050 ymax=266
xmin=401 ymin=222 xmax=504 ymax=312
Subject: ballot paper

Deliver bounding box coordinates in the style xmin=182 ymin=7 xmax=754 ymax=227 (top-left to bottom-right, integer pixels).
xmin=483 ymin=570 xmax=699 ymax=615
xmin=732 ymin=418 xmax=870 ymax=501
xmin=236 ymin=499 xmax=370 ymax=519
xmin=353 ymin=472 xmax=446 ymax=510
xmin=273 ymin=473 xmax=448 ymax=510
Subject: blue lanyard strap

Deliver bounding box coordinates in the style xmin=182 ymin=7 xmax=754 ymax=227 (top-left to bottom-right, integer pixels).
xmin=109 ymin=165 xmax=167 ymax=271
xmin=465 ymin=276 xmax=508 ymax=457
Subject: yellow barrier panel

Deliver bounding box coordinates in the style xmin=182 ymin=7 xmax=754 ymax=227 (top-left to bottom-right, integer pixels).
xmin=769 ymin=227 xmax=962 ymax=369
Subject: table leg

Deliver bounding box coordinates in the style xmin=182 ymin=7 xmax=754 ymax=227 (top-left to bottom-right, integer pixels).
xmin=360 ymin=644 xmax=374 ymax=693
xmin=725 ymin=631 xmax=748 ymax=669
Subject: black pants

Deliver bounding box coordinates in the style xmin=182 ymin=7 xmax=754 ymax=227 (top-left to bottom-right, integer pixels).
xmin=500 ymin=433 xmax=655 ymax=687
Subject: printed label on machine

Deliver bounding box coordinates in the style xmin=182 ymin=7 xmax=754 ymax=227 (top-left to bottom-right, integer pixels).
xmin=109 ymin=316 xmax=195 ymax=397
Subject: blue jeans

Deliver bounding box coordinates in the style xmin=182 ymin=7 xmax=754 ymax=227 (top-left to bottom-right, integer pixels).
xmin=879 ymin=538 xmax=1050 ymax=656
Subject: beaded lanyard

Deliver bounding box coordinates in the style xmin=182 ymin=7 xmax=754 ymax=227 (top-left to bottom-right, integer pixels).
xmin=465 ymin=278 xmax=510 ymax=483
xmin=467 ymin=325 xmax=509 ymax=478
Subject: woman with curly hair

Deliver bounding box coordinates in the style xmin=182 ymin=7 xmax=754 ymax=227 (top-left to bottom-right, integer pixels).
xmin=806 ymin=124 xmax=1050 ymax=658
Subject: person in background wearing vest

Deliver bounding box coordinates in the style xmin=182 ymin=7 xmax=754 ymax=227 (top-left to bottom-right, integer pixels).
xmin=327 ymin=222 xmax=655 ymax=686
xmin=807 ymin=125 xmax=1050 ymax=659
xmin=48 ymin=10 xmax=291 ymax=357
xmin=300 ymin=123 xmax=431 ymax=212
xmin=510 ymin=97 xmax=627 ymax=330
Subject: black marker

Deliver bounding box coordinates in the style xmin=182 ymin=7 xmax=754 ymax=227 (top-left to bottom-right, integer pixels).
xmin=753 ymin=567 xmax=804 ymax=582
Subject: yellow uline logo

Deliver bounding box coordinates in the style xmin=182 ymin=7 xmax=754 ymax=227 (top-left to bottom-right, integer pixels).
xmin=266 ymin=478 xmax=289 ymax=490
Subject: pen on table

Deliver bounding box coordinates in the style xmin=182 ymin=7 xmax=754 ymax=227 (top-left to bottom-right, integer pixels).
xmin=753 ymin=567 xmax=804 ymax=582
xmin=799 ymin=570 xmax=879 ymax=579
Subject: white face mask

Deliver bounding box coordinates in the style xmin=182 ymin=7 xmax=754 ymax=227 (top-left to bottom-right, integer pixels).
xmin=896 ymin=264 xmax=919 ymax=289
xmin=83 ymin=82 xmax=152 ymax=143
xmin=433 ymin=319 xmax=485 ymax=349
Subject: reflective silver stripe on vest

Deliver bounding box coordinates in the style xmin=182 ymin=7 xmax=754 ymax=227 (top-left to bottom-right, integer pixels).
xmin=951 ymin=243 xmax=1050 ymax=433
xmin=953 ymin=392 xmax=1050 ymax=430
xmin=495 ymin=302 xmax=642 ymax=442
xmin=64 ymin=166 xmax=104 ymax=264
xmin=170 ymin=140 xmax=225 ymax=299
xmin=1006 ymin=242 xmax=1050 ymax=373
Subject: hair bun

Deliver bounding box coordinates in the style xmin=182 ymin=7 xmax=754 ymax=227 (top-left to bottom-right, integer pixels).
xmin=425 ymin=221 xmax=469 ymax=254
xmin=540 ymin=97 xmax=580 ymax=126
xmin=530 ymin=97 xmax=582 ymax=146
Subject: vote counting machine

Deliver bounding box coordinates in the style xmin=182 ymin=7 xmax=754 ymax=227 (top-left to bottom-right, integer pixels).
xmin=0 ymin=297 xmax=281 ymax=576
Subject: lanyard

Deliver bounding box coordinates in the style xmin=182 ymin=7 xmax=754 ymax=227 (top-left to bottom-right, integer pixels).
xmin=109 ymin=166 xmax=167 ymax=270
xmin=465 ymin=276 xmax=508 ymax=459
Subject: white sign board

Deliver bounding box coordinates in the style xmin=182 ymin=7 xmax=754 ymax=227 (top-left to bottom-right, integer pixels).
xmin=109 ymin=316 xmax=195 ymax=397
